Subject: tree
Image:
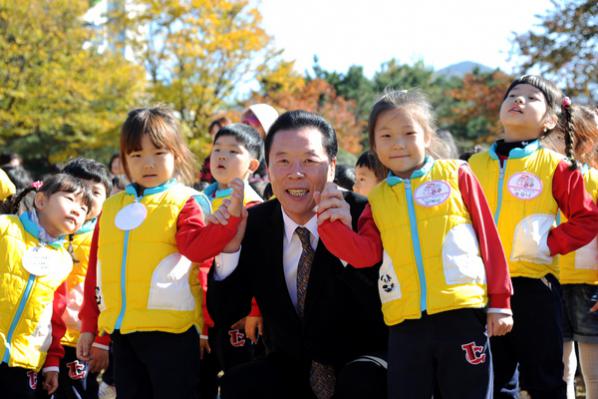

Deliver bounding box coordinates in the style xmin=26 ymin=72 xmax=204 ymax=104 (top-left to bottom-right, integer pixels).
xmin=107 ymin=0 xmax=276 ymax=156
xmin=0 ymin=0 xmax=146 ymax=166
xmin=512 ymin=0 xmax=597 ymax=101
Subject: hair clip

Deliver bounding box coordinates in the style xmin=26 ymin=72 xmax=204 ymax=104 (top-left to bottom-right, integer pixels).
xmin=31 ymin=181 xmax=43 ymax=190
xmin=562 ymin=96 xmax=571 ymax=109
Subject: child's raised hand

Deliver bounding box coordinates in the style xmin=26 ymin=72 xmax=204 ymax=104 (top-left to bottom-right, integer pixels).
xmin=42 ymin=370 xmax=59 ymax=395
xmin=314 ymin=182 xmax=352 ymax=228
xmin=487 ymin=313 xmax=513 ymax=337
xmin=227 ymin=178 xmax=244 ymax=218
xmin=76 ymin=332 xmax=95 ymax=362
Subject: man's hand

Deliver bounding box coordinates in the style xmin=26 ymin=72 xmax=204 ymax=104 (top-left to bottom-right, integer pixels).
xmin=314 ymin=183 xmax=352 ymax=228
xmin=42 ymin=371 xmax=59 ymax=395
xmin=76 ymin=332 xmax=95 ymax=362
xmin=88 ymin=346 xmax=109 ymax=373
xmin=245 ymin=316 xmax=263 ymax=344
xmin=487 ymin=313 xmax=513 ymax=337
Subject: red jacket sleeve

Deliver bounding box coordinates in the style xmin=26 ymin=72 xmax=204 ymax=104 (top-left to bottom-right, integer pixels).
xmin=44 ymin=283 xmax=68 ymax=369
xmin=318 ymin=204 xmax=383 ymax=268
xmin=79 ymin=220 xmax=100 ymax=335
xmin=548 ymin=161 xmax=598 ymax=256
xmin=458 ymin=164 xmax=512 ymax=310
xmin=176 ymin=197 xmax=241 ymax=262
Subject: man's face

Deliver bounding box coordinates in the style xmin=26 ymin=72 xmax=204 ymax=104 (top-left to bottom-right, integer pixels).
xmin=268 ymin=127 xmax=336 ymax=225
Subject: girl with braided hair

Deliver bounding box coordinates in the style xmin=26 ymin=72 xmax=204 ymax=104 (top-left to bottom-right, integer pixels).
xmin=468 ymin=75 xmax=598 ymax=398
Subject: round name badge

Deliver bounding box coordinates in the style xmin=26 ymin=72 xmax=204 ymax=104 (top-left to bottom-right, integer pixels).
xmin=115 ymin=202 xmax=147 ymax=231
xmin=414 ymin=181 xmax=451 ymax=207
xmin=22 ymin=245 xmax=56 ymax=276
xmin=507 ymin=172 xmax=543 ymax=200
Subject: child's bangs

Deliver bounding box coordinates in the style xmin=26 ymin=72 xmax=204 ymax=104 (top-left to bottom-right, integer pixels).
xmin=42 ymin=174 xmax=93 ymax=211
xmin=122 ymin=114 xmax=176 ymax=154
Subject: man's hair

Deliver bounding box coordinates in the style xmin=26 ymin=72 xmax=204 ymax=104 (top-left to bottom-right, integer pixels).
xmin=265 ymin=110 xmax=337 ymax=165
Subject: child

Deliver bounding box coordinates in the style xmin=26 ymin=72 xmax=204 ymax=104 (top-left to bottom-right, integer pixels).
xmin=0 ymin=174 xmax=92 ymax=398
xmin=76 ymin=107 xmax=244 ymax=399
xmin=468 ymin=75 xmax=598 ymax=398
xmin=547 ymin=102 xmax=598 ymax=399
xmin=317 ymin=89 xmax=513 ymax=398
xmin=353 ymin=151 xmax=385 ymax=197
xmin=200 ymin=124 xmax=263 ymax=396
xmin=36 ymin=158 xmax=112 ymax=399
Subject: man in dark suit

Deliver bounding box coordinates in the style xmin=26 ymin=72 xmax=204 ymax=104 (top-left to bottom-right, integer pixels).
xmin=207 ymin=110 xmax=387 ymax=399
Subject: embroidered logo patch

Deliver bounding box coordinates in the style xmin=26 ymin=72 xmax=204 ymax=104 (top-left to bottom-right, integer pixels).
xmin=414 ymin=181 xmax=451 ymax=207
xmin=461 ymin=341 xmax=487 ymax=365
xmin=27 ymin=371 xmax=38 ymax=390
xmin=67 ymin=360 xmax=87 ymax=380
xmin=229 ymin=329 xmax=246 ymax=348
xmin=507 ymin=172 xmax=543 ymax=200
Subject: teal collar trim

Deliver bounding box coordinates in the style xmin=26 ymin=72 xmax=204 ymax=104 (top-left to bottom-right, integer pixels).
xmin=489 ymin=139 xmax=540 ymax=160
xmin=19 ymin=211 xmax=65 ymax=249
xmin=386 ymin=156 xmax=434 ymax=187
xmin=75 ymin=219 xmax=96 ymax=235
xmin=124 ymin=178 xmax=177 ymax=197
xmin=204 ymin=182 xmax=234 ymax=201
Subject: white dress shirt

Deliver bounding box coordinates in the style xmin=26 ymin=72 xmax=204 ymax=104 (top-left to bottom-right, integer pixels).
xmin=214 ymin=208 xmax=318 ymax=308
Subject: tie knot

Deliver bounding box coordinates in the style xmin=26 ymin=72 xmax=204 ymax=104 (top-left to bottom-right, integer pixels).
xmin=295 ymin=227 xmax=312 ymax=251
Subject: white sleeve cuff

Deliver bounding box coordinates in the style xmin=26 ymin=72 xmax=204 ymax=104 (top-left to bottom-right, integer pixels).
xmin=200 ymin=334 xmax=209 ymax=340
xmin=42 ymin=366 xmax=60 ymax=374
xmin=488 ymin=308 xmax=513 ymax=316
xmin=214 ymin=248 xmax=241 ymax=281
xmin=92 ymin=343 xmax=110 ymax=351
xmin=341 ymin=260 xmax=348 ymax=268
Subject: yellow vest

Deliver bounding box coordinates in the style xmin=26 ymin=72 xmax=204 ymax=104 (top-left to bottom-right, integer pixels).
xmin=558 ymin=165 xmax=598 ymax=285
xmin=61 ymin=221 xmax=95 ymax=347
xmin=203 ymin=181 xmax=263 ymax=210
xmin=0 ymin=168 xmax=16 ymax=201
xmin=0 ymin=213 xmax=73 ymax=371
xmin=369 ymin=158 xmax=487 ymax=326
xmin=469 ymin=142 xmax=562 ymax=278
xmin=97 ymin=180 xmax=204 ymax=335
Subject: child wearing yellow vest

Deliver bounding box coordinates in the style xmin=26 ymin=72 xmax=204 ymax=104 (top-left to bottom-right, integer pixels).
xmin=32 ymin=158 xmax=113 ymax=399
xmin=0 ymin=173 xmax=91 ymax=398
xmin=468 ymin=76 xmax=598 ymax=398
xmin=317 ymin=90 xmax=513 ymax=398
xmin=76 ymin=107 xmax=244 ymax=399
xmin=544 ymin=103 xmax=598 ymax=399
xmin=198 ymin=123 xmax=264 ymax=397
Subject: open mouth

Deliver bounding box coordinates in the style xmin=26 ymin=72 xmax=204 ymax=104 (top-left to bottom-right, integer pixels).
xmin=509 ymin=107 xmax=523 ymax=113
xmin=286 ymin=188 xmax=309 ymax=198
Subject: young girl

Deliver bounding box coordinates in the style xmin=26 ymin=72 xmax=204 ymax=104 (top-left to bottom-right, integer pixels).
xmin=467 ymin=75 xmax=598 ymax=398
xmin=317 ymin=89 xmax=513 ymax=398
xmin=0 ymin=173 xmax=91 ymax=398
xmin=76 ymin=107 xmax=244 ymax=399
xmin=545 ymin=103 xmax=598 ymax=398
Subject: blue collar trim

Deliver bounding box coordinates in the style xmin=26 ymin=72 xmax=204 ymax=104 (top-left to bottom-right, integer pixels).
xmin=488 ymin=139 xmax=540 ymax=160
xmin=19 ymin=211 xmax=65 ymax=248
xmin=386 ymin=156 xmax=434 ymax=187
xmin=75 ymin=219 xmax=96 ymax=235
xmin=124 ymin=178 xmax=177 ymax=198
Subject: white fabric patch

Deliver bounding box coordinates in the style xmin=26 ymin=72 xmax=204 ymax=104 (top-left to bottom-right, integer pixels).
xmin=147 ymin=253 xmax=195 ymax=311
xmin=575 ymin=236 xmax=598 ymax=270
xmin=511 ymin=214 xmax=554 ymax=264
xmin=414 ymin=181 xmax=451 ymax=207
xmin=114 ymin=202 xmax=147 ymax=231
xmin=22 ymin=245 xmax=72 ymax=277
xmin=442 ymin=224 xmax=486 ymax=285
xmin=507 ymin=172 xmax=543 ymax=200
xmin=96 ymin=260 xmax=106 ymax=312
xmin=31 ymin=301 xmax=53 ymax=353
xmin=378 ymin=251 xmax=401 ymax=303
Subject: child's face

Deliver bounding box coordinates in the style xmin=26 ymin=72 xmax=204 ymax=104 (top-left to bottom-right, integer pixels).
xmin=210 ymin=135 xmax=256 ymax=187
xmin=500 ymin=83 xmax=551 ymax=141
xmin=35 ymin=191 xmax=89 ymax=236
xmin=125 ymin=134 xmax=175 ymax=188
xmin=85 ymin=181 xmax=107 ymax=220
xmin=354 ymin=166 xmax=379 ymax=197
xmin=374 ymin=107 xmax=430 ymax=179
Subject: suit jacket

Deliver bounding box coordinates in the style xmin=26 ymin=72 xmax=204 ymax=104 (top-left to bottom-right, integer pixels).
xmin=207 ymin=192 xmax=387 ymax=367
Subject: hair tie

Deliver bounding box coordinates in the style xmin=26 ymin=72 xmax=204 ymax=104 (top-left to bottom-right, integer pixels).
xmin=31 ymin=181 xmax=43 ymax=190
xmin=562 ymin=96 xmax=571 ymax=109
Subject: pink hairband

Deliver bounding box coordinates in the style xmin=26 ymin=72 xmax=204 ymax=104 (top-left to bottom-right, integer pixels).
xmin=562 ymin=96 xmax=571 ymax=109
xmin=31 ymin=181 xmax=43 ymax=190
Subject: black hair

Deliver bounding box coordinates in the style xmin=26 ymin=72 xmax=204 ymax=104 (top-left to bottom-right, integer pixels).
xmin=2 ymin=165 xmax=33 ymax=190
xmin=356 ymin=151 xmax=387 ymax=181
xmin=264 ymin=110 xmax=338 ymax=165
xmin=334 ymin=164 xmax=355 ymax=191
xmin=0 ymin=173 xmax=93 ymax=216
xmin=0 ymin=152 xmax=22 ymax=167
xmin=62 ymin=157 xmax=113 ymax=195
xmin=213 ymin=123 xmax=263 ymax=161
